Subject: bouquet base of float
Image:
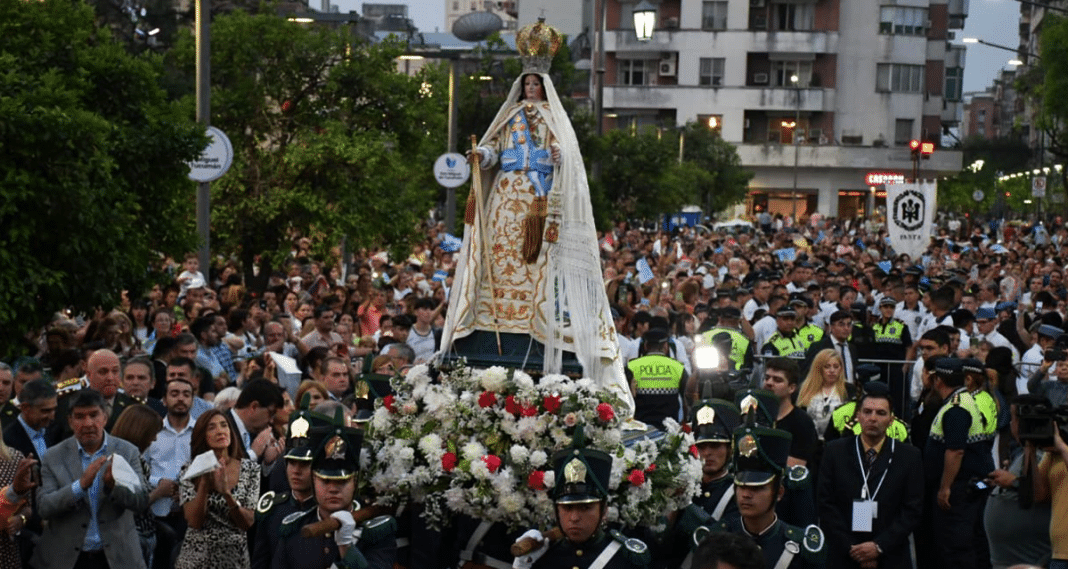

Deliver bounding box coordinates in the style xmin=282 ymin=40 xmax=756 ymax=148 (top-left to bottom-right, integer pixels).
xmin=364 ymin=364 xmax=701 ymax=533
xmin=439 ymin=331 xmax=585 ymax=377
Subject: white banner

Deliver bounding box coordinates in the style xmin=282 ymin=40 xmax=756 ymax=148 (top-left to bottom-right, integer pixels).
xmin=885 ymin=181 xmax=936 ymax=261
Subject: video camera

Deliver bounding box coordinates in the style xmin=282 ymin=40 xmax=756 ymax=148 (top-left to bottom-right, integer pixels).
xmin=1016 ymin=400 xmax=1068 ymax=447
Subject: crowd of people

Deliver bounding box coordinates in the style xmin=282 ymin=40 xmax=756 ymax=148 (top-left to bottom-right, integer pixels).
xmin=0 ymin=211 xmax=1062 ymax=569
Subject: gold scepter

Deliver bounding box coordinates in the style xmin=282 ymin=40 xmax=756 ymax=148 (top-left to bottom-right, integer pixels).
xmin=469 ymin=134 xmax=504 ymax=356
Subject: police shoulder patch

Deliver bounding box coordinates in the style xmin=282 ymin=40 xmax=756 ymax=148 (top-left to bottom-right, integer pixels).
xmin=257 ymin=491 xmax=277 ymax=514
xmin=802 ymin=524 xmax=824 ymax=553
xmin=786 ymin=465 xmax=810 ymax=487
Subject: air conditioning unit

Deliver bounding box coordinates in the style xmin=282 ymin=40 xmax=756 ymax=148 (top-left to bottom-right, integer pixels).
xmin=808 ymin=128 xmax=823 ymax=142
xmin=659 ymin=55 xmax=677 ymax=77
xmin=664 ymin=16 xmax=679 ymax=29
xmin=753 ymin=72 xmax=769 ymax=85
xmin=750 ymin=0 xmax=766 ymax=7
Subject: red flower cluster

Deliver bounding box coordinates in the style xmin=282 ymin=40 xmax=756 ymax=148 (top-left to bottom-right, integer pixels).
xmin=681 ymin=423 xmax=692 ymax=433
xmin=689 ymin=445 xmax=699 ymax=458
xmin=442 ymin=452 xmax=458 ymax=472
xmin=383 ymin=395 xmax=396 ymax=413
xmin=482 ymin=455 xmax=502 ymax=473
xmin=543 ymin=395 xmax=561 ymax=414
xmin=505 ymin=395 xmax=521 ymax=415
xmin=628 ymin=469 xmax=646 ymax=486
xmin=528 ymin=470 xmax=546 ymax=490
xmin=478 ymin=391 xmax=497 ymax=408
xmin=597 ymin=403 xmax=615 ymax=422
xmin=521 ymin=404 xmax=538 ymax=417
xmin=645 ymin=463 xmax=657 ymax=472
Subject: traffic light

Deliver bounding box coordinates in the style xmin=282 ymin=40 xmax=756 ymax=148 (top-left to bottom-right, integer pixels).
xmin=920 ymin=142 xmax=934 ymax=159
xmin=910 ymin=139 xmax=921 ymax=158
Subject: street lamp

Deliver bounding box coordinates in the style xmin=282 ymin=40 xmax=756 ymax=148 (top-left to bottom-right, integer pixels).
xmin=790 ymin=74 xmax=801 ymax=221
xmin=633 ymin=0 xmax=657 ymax=41
xmin=962 ymin=37 xmax=1040 ymax=63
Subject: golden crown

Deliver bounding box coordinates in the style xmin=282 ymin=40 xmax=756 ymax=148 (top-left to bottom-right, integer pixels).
xmin=516 ymin=18 xmax=563 ymax=75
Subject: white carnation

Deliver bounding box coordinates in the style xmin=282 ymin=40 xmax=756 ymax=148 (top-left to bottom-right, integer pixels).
xmin=461 ymin=441 xmax=486 ymax=461
xmin=418 ymin=434 xmax=443 ymax=458
xmin=529 ymin=450 xmax=548 ymax=468
xmin=478 ymin=366 xmax=509 ymax=392
xmin=513 ymin=370 xmax=535 ymax=390
xmin=509 ymin=445 xmax=530 ymax=464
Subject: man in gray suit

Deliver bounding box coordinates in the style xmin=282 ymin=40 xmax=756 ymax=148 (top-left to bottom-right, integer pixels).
xmin=34 ymin=389 xmax=149 ymax=569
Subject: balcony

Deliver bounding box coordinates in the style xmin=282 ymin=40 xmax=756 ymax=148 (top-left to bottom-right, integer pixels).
xmin=605 ymin=28 xmax=838 ymax=56
xmin=604 ymin=85 xmax=832 ymax=114
xmin=734 ymin=143 xmax=963 ymax=173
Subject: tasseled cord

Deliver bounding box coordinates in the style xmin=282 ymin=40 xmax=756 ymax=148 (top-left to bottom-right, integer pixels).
xmin=522 ymin=195 xmax=548 ymax=263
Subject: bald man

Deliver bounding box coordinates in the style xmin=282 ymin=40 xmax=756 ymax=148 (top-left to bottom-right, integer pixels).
xmin=49 ymin=349 xmax=139 ymax=441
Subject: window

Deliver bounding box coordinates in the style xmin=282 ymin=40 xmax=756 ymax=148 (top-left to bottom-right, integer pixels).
xmin=894 ymin=119 xmax=913 ymax=145
xmin=452 ymin=1 xmax=459 ymax=9
xmin=772 ymin=61 xmax=812 ymax=87
xmin=944 ymin=67 xmax=963 ymax=101
xmin=879 ymin=6 xmax=928 ymax=36
xmin=702 ymin=1 xmax=728 ymax=30
xmin=876 ymin=64 xmax=923 ymax=93
xmin=618 ymin=59 xmax=656 ymax=86
xmin=699 ymin=58 xmax=726 ymax=86
xmin=978 ymin=109 xmax=987 ymax=120
xmin=775 ymin=2 xmax=814 ymax=31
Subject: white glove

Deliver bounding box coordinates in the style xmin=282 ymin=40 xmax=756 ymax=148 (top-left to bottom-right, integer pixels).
xmin=512 ymin=529 xmax=549 ymax=569
xmin=330 ymin=510 xmax=357 ymax=547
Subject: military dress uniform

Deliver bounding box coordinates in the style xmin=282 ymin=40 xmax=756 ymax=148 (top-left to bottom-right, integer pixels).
xmin=534 ymin=529 xmax=649 ymax=569
xmin=271 ymin=414 xmax=398 ymax=569
xmin=699 ymin=427 xmax=826 ymax=569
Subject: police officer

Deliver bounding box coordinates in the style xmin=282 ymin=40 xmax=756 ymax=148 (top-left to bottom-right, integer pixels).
xmin=511 ymin=430 xmax=650 ymax=569
xmin=870 ymin=297 xmax=912 ymax=418
xmin=922 ymin=357 xmax=993 ymax=569
xmin=961 ymin=358 xmax=999 ymax=452
xmin=762 ymin=306 xmax=806 ymax=360
xmin=825 ymin=381 xmax=910 ymax=443
xmin=699 ymin=307 xmax=753 ymax=372
xmin=791 ymin=297 xmax=824 ymax=352
xmin=252 ymin=410 xmax=326 ymax=569
xmin=273 ymin=418 xmax=397 ymax=569
xmin=705 ymin=426 xmax=825 ymax=569
xmin=627 ymin=329 xmax=688 ymax=427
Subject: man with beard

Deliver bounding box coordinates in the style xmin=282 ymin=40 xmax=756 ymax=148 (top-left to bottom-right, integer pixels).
xmin=710 ymin=426 xmax=825 ymax=569
xmin=146 ymin=377 xmax=195 ymax=569
xmin=511 ymin=431 xmax=651 ymax=569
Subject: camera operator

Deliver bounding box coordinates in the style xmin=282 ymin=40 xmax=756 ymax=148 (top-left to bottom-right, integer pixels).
xmin=984 ymin=395 xmax=1052 ymax=569
xmin=1030 ymin=417 xmax=1068 ymax=569
xmin=1027 ymin=345 xmax=1068 ymax=407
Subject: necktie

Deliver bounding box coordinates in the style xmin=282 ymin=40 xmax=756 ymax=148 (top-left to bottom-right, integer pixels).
xmin=31 ymin=430 xmax=46 ymax=459
xmin=243 ymin=431 xmax=251 ymax=452
xmin=839 ymin=342 xmax=851 ymax=382
xmin=865 ymin=447 xmax=877 ymax=469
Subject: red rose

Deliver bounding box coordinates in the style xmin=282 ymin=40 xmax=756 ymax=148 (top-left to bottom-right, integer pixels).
xmin=543 ymin=395 xmax=561 ymax=414
xmin=383 ymin=395 xmax=396 ymax=413
xmin=597 ymin=403 xmax=615 ymax=422
xmin=521 ymin=404 xmax=538 ymax=417
xmin=681 ymin=423 xmax=692 ymax=433
xmin=628 ymin=469 xmax=645 ymax=486
xmin=505 ymin=395 xmax=521 ymax=415
xmin=645 ymin=463 xmax=657 ymax=472
xmin=478 ymin=391 xmax=497 ymax=408
xmin=482 ymin=455 xmax=502 ymax=473
xmin=442 ymin=452 xmax=457 ymax=472
xmin=689 ymin=445 xmax=699 ymax=458
xmin=528 ymin=470 xmax=546 ymax=490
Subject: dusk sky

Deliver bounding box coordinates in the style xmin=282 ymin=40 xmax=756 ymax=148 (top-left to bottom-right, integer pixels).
xmin=346 ymin=0 xmax=1022 ymax=96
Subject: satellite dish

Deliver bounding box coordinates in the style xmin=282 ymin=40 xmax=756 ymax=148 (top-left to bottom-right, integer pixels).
xmin=452 ymin=11 xmax=503 ymax=42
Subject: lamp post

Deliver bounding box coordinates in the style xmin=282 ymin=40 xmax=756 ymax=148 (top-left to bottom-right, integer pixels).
xmin=633 ymin=0 xmax=657 ymax=41
xmin=962 ymin=37 xmax=1040 ymax=64
xmin=791 ymin=74 xmax=801 ymax=221
xmin=195 ymin=0 xmax=210 ymax=273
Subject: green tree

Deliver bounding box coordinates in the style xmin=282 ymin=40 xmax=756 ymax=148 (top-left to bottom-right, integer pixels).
xmin=0 ymin=0 xmax=204 ymax=356
xmin=1017 ymin=14 xmax=1068 ymax=197
xmin=936 ymin=136 xmax=1032 ymax=216
xmin=166 ymin=13 xmax=445 ymax=288
xmin=678 ymin=122 xmax=754 ymax=215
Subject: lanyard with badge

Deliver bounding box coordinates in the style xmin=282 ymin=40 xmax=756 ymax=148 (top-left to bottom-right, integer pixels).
xmin=852 ymin=437 xmax=894 ymax=532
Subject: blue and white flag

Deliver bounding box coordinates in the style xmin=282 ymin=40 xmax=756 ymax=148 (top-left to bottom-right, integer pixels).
xmin=990 ymin=243 xmax=1008 ymax=254
xmin=774 ymin=248 xmax=796 ymax=262
xmin=439 ymin=233 xmax=462 ymax=253
xmin=432 ymin=270 xmax=448 ymax=282
xmin=636 ymin=258 xmax=655 ymax=284
xmin=878 ymin=261 xmax=892 ymax=273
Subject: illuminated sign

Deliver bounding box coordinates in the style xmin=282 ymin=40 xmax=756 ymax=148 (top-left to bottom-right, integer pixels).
xmin=865 ymin=172 xmax=905 ymax=185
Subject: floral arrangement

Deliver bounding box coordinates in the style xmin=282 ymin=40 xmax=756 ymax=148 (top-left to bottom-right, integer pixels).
xmin=364 ymin=364 xmax=701 ymax=531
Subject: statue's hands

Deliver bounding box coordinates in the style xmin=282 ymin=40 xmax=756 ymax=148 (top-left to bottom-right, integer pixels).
xmin=551 ymin=143 xmax=561 ymax=164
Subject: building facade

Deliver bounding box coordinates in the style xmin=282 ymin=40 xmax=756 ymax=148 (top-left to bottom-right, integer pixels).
xmin=588 ymin=0 xmax=967 ymax=219
xmin=445 ymin=0 xmax=518 ymax=33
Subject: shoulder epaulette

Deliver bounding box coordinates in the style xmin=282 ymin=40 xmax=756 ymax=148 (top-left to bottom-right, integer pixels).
xmin=278 ymin=508 xmax=315 ymax=538
xmin=610 ymin=529 xmax=651 ymax=565
xmin=255 ymin=490 xmax=288 ymax=519
xmin=357 ymin=515 xmax=397 ymax=547
xmin=951 ymin=393 xmax=962 ymax=405
xmin=55 ymin=377 xmax=86 ymax=395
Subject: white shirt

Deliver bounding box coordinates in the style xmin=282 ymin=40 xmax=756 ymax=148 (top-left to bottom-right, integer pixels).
xmin=743 ymin=298 xmax=767 ymax=323
xmin=618 ymin=335 xmax=640 ymax=364
xmin=752 ymin=315 xmax=778 ymax=353
xmin=146 ymin=415 xmax=195 ymax=516
xmin=896 ymin=301 xmax=927 ymax=341
xmin=977 ymin=330 xmax=1019 ymax=361
xmin=1020 ymin=344 xmax=1044 ymax=394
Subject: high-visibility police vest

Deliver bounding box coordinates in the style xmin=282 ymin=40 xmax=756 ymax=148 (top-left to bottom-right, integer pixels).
xmin=796 ymin=323 xmax=824 ymax=350
xmin=629 ymin=354 xmax=685 ymax=425
xmin=929 ymin=388 xmax=986 ymax=444
xmin=701 ymin=328 xmax=749 ymax=370
xmin=872 ymin=319 xmax=906 ymax=345
xmin=972 ymin=390 xmax=998 ymax=438
xmin=830 ymin=401 xmax=909 ymax=442
xmin=765 ymin=333 xmax=806 ymax=359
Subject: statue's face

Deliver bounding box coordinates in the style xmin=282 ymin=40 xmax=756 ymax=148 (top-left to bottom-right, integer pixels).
xmin=523 ymin=74 xmax=545 ymax=102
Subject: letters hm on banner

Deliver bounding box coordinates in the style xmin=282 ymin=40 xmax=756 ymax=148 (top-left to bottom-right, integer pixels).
xmin=885 ymin=182 xmax=936 ymax=261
